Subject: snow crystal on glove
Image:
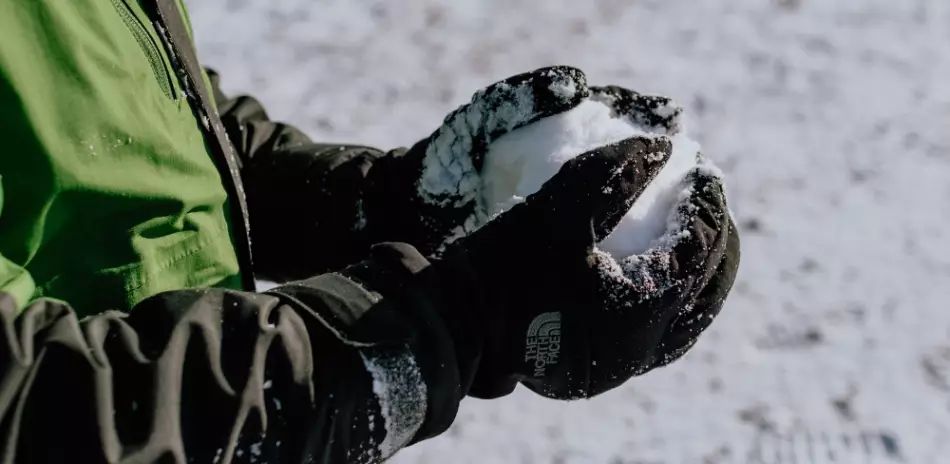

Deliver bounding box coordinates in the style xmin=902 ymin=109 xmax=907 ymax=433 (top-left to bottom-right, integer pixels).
xmin=592 ymin=161 xmax=726 ymax=307
xmin=417 ymin=69 xmax=583 ymax=210
xmin=597 ymin=132 xmax=703 ymax=257
xmin=359 ymin=347 xmax=427 ymax=460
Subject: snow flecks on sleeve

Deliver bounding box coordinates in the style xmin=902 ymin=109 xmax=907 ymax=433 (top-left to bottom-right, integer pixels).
xmin=358 ymin=346 xmax=428 ymax=461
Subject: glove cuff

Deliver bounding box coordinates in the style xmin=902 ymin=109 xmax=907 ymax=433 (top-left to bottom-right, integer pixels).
xmin=342 ymin=242 xmax=501 ymax=439
xmin=436 ymin=246 xmax=522 ymax=399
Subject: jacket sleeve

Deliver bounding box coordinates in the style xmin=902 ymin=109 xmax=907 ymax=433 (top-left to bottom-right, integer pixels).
xmin=206 ymin=70 xmax=418 ymax=283
xmin=0 ymin=242 xmax=484 ymax=464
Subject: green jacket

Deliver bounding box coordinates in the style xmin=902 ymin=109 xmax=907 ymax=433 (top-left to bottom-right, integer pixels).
xmin=0 ymin=0 xmax=484 ymax=462
xmin=0 ymin=0 xmax=242 ymax=315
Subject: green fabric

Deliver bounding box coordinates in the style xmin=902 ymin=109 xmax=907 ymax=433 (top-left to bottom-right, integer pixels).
xmin=0 ymin=0 xmax=241 ymax=316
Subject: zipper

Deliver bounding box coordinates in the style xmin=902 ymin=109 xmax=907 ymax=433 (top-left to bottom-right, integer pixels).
xmin=149 ymin=0 xmax=256 ymax=291
xmin=109 ymin=0 xmax=176 ymax=100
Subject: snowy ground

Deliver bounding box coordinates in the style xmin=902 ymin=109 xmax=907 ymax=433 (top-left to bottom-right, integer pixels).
xmin=186 ymin=1 xmax=950 ymax=462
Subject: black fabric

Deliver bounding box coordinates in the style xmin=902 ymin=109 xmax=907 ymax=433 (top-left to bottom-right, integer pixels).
xmin=0 ymin=242 xmax=482 ymax=463
xmin=342 ymin=243 xmax=486 ymax=443
xmin=206 ymin=69 xmax=390 ymax=281
xmin=447 ymin=137 xmax=665 ymax=398
xmin=204 ymin=67 xmax=592 ymax=282
xmin=450 ymin=134 xmax=741 ymax=400
xmin=360 ymin=66 xmax=590 ymax=257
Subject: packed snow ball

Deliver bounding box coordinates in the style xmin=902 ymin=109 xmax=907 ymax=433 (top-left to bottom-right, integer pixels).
xmin=479 ymin=96 xmax=709 ymax=258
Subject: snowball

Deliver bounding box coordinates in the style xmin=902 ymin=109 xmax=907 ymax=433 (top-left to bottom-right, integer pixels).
xmin=480 ymin=98 xmax=704 ymax=258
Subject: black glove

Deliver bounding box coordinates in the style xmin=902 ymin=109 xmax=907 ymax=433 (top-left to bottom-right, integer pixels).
xmin=364 ymin=67 xmax=739 ymax=400
xmin=588 ymin=84 xmax=684 ymax=136
xmin=363 ymin=66 xmax=590 ymax=256
xmin=446 ymin=131 xmax=740 ymax=400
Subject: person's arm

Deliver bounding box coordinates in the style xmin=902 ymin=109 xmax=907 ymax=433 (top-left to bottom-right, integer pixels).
xmin=205 ymin=66 xmax=591 ymax=283
xmin=0 ymin=240 xmax=482 ymax=463
xmin=207 ymin=70 xmax=400 ymax=282
xmin=0 ymin=159 xmax=479 ymax=462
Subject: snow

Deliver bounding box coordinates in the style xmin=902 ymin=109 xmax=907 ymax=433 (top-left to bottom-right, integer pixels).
xmin=359 ymin=348 xmax=428 ymax=460
xmin=188 ymin=0 xmax=950 ymax=462
xmin=481 ymin=99 xmax=653 ymax=218
xmin=480 ymin=97 xmax=706 ymax=258
xmin=418 ymin=68 xmax=582 ymax=209
xmin=599 ymin=131 xmax=703 ymax=257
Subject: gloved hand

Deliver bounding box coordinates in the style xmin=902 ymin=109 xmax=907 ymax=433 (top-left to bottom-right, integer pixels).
xmin=445 ymin=130 xmax=740 ymax=400
xmin=588 ymin=84 xmax=684 ymax=136
xmin=362 ymin=66 xmax=590 ymax=256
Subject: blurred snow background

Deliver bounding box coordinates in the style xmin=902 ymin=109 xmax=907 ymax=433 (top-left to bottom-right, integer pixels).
xmin=185 ymin=0 xmax=950 ymax=462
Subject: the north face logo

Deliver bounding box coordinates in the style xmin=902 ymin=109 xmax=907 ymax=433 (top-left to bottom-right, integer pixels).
xmin=525 ymin=312 xmax=562 ymax=377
